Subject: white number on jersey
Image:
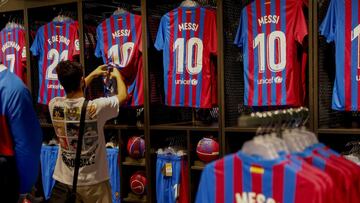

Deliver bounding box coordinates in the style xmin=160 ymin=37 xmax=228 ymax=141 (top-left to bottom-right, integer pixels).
xmin=253 ymin=31 xmax=286 ymax=73
xmin=173 ymin=37 xmax=203 ymax=75
xmin=173 ymin=184 xmax=179 ymax=199
xmin=108 ymin=42 xmax=135 ymax=67
xmin=46 ymin=49 xmax=68 ymax=80
xmin=352 ymin=24 xmax=360 ymax=69
xmin=6 ymin=54 xmax=15 ymax=72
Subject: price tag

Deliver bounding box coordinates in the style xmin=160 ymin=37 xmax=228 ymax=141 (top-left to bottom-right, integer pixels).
xmin=165 ymin=162 xmax=173 ymax=177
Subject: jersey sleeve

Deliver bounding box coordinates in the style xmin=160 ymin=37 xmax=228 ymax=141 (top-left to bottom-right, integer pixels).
xmin=234 ymin=12 xmax=245 ymax=48
xmin=195 ymin=165 xmax=215 ymax=203
xmin=154 ymin=16 xmax=167 ymax=51
xmin=209 ymin=10 xmax=217 ymax=55
xmin=94 ymin=25 xmax=104 ymax=58
xmin=7 ymin=79 xmax=43 ymax=193
xmin=93 ymin=96 xmax=120 ymax=122
xmin=69 ymin=23 xmax=80 ymax=57
xmin=294 ymin=2 xmax=308 ymax=45
xmin=20 ymin=30 xmax=27 ymax=63
xmin=319 ymin=0 xmax=337 ymax=43
xmin=30 ymin=28 xmax=42 ymax=56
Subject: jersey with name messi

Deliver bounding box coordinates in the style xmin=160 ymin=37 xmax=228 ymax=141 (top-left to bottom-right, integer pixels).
xmin=320 ymin=0 xmax=360 ymax=111
xmin=195 ymin=152 xmax=324 ymax=203
xmin=95 ymin=12 xmax=142 ymax=85
xmin=30 ymin=21 xmax=80 ymax=105
xmin=155 ymin=6 xmax=217 ymax=108
xmin=234 ymin=0 xmax=308 ymax=107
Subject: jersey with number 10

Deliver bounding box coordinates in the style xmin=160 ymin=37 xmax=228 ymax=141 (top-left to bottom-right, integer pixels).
xmin=0 ymin=28 xmax=26 ymax=82
xmin=95 ymin=13 xmax=143 ymax=106
xmin=155 ymin=7 xmax=217 ymax=108
xmin=234 ymin=0 xmax=308 ymax=107
xmin=320 ymin=0 xmax=360 ymax=111
xmin=30 ymin=21 xmax=80 ymax=104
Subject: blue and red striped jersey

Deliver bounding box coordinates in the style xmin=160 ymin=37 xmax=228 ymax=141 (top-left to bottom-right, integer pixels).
xmin=95 ymin=12 xmax=143 ymax=107
xmin=0 ymin=28 xmax=26 ymax=83
xmin=196 ymin=152 xmax=323 ymax=203
xmin=234 ymin=0 xmax=308 ymax=107
xmin=155 ymin=6 xmax=217 ymax=108
xmin=320 ymin=0 xmax=360 ymax=111
xmin=30 ymin=21 xmax=80 ymax=105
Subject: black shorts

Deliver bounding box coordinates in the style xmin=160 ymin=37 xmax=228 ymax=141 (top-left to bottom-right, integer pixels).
xmin=0 ymin=156 xmax=19 ymax=203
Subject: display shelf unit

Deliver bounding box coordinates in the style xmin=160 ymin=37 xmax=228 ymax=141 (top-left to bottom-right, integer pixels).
xmin=1 ymin=0 xmax=358 ymax=202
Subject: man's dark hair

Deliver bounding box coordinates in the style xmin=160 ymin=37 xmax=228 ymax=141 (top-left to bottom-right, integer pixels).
xmin=56 ymin=61 xmax=83 ymax=93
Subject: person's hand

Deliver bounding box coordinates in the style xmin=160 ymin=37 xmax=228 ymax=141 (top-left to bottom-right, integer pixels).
xmin=91 ymin=64 xmax=108 ymax=78
xmin=110 ymin=67 xmax=123 ymax=80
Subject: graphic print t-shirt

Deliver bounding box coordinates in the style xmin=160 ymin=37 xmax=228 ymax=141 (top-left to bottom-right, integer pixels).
xmin=31 ymin=21 xmax=80 ymax=105
xmin=0 ymin=28 xmax=27 ymax=82
xmin=49 ymin=96 xmax=119 ymax=186
xmin=320 ymin=0 xmax=360 ymax=111
xmin=234 ymin=0 xmax=308 ymax=107
xmin=155 ymin=6 xmax=217 ymax=108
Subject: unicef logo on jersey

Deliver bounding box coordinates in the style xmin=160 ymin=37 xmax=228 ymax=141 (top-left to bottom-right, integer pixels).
xmin=175 ymin=79 xmax=199 ymax=86
xmin=274 ymin=76 xmax=283 ymax=84
xmin=75 ymin=39 xmax=80 ymax=51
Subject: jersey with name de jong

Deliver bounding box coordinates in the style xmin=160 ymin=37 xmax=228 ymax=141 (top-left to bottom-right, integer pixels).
xmin=0 ymin=28 xmax=26 ymax=82
xmin=155 ymin=6 xmax=217 ymax=108
xmin=234 ymin=0 xmax=308 ymax=107
xmin=95 ymin=12 xmax=142 ymax=85
xmin=320 ymin=0 xmax=360 ymax=111
xmin=195 ymin=152 xmax=323 ymax=203
xmin=30 ymin=21 xmax=80 ymax=105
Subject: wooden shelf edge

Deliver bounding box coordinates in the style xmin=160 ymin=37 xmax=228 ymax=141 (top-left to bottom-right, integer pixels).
xmin=225 ymin=127 xmax=258 ymax=133
xmin=150 ymin=122 xmax=219 ymax=131
xmin=317 ymin=128 xmax=360 ymax=135
xmin=191 ymin=165 xmax=204 ymax=171
xmin=104 ymin=124 xmax=144 ymax=130
xmin=40 ymin=123 xmax=53 ymax=128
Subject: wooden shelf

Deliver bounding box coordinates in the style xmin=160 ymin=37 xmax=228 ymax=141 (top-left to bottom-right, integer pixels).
xmin=191 ymin=165 xmax=205 ymax=171
xmin=104 ymin=124 xmax=144 ymax=130
xmin=122 ymin=157 xmax=146 ymax=167
xmin=150 ymin=121 xmax=219 ymax=131
xmin=225 ymin=127 xmax=257 ymax=133
xmin=40 ymin=123 xmax=53 ymax=128
xmin=41 ymin=122 xmax=143 ymax=130
xmin=123 ymin=193 xmax=147 ymax=203
xmin=317 ymin=128 xmax=360 ymax=135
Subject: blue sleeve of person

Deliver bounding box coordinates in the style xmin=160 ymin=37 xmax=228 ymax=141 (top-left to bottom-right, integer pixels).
xmin=5 ymin=73 xmax=43 ymax=193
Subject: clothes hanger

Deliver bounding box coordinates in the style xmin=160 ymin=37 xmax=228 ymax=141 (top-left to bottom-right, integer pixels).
xmin=242 ymin=139 xmax=279 ymax=160
xmin=113 ymin=7 xmax=127 ymax=15
xmin=180 ymin=0 xmax=199 ymax=7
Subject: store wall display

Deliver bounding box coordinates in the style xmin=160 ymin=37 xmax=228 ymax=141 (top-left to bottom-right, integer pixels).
xmin=154 ymin=3 xmax=218 ymax=108
xmin=234 ymin=0 xmax=307 ymax=107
